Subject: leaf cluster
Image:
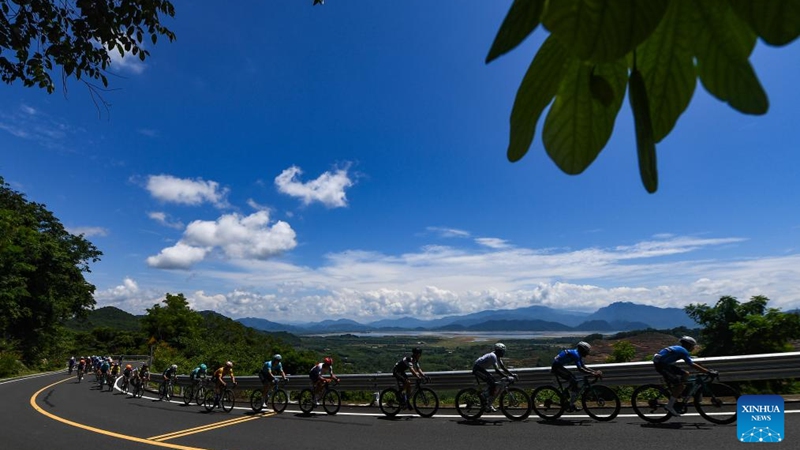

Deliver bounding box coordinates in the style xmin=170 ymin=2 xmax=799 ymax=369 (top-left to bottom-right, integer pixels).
xmin=685 ymin=295 xmax=800 ymax=356
xmin=488 ymin=0 xmax=800 ymax=192
xmin=0 ymin=0 xmax=175 ymax=94
xmin=0 ymin=176 xmax=102 ymax=363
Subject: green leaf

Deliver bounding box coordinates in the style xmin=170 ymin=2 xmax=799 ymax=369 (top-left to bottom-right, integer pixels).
xmin=636 ymin=0 xmax=697 ymax=142
xmin=507 ymin=36 xmax=569 ymax=162
xmin=486 ymin=0 xmax=545 ymax=63
xmin=729 ymin=0 xmax=800 ymax=46
xmin=629 ymin=68 xmax=658 ymax=193
xmin=542 ymin=0 xmax=669 ymax=63
xmin=694 ymin=0 xmax=768 ymax=114
xmin=542 ymin=58 xmax=627 ymax=174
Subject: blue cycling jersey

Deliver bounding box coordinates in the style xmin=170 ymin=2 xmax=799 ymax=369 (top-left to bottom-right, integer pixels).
xmin=653 ymin=345 xmax=694 ymax=365
xmin=553 ymin=349 xmax=586 ymax=369
xmin=262 ymin=360 xmax=283 ymax=375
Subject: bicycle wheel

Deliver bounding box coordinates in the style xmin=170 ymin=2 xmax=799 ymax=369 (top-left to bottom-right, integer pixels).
xmin=221 ymin=389 xmax=235 ymax=412
xmin=298 ymin=389 xmax=315 ymax=414
xmin=695 ymin=382 xmax=739 ymax=425
xmin=631 ymin=384 xmax=672 ymax=423
xmin=413 ymin=387 xmax=439 ymax=418
xmin=531 ymin=385 xmax=566 ymax=420
xmin=203 ymin=390 xmax=216 ymax=412
xmin=322 ymin=389 xmax=341 ymax=415
xmin=379 ymin=388 xmax=402 ymax=417
xmin=582 ymin=384 xmax=620 ymax=421
xmin=250 ymin=390 xmax=264 ymax=412
xmin=195 ymin=387 xmax=206 ymax=406
xmin=183 ymin=385 xmax=195 ymax=405
xmin=272 ymin=389 xmax=289 ymax=413
xmin=500 ymin=387 xmax=531 ymax=421
xmin=455 ymin=388 xmax=484 ymax=420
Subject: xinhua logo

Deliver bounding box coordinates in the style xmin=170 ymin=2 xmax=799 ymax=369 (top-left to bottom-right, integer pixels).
xmin=738 ymin=395 xmax=784 ymax=443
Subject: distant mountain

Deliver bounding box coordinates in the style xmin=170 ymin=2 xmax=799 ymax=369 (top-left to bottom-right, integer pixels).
xmin=237 ymin=317 xmax=303 ymax=333
xmin=238 ymin=301 xmax=695 ymax=334
xmin=585 ymin=302 xmax=695 ymax=329
xmin=63 ymin=306 xmax=141 ymax=331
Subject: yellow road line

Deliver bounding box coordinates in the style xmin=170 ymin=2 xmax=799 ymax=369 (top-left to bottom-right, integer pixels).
xmin=151 ymin=412 xmax=275 ymax=441
xmin=29 ymin=377 xmax=275 ymax=450
xmin=147 ymin=415 xmax=260 ymax=440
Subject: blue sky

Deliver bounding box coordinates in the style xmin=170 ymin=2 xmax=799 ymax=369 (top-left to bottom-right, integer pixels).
xmin=2 ymin=1 xmax=799 ymax=323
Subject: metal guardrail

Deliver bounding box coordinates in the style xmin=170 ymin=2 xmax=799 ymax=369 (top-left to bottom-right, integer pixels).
xmin=171 ymin=351 xmax=800 ymax=393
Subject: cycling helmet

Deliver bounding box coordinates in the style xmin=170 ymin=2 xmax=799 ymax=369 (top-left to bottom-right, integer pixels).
xmin=272 ymin=354 xmax=282 ymax=361
xmin=412 ymin=347 xmax=422 ymax=356
xmin=494 ymin=343 xmax=506 ymax=357
xmin=679 ymin=336 xmax=697 ymax=351
xmin=171 ymin=364 xmax=178 ymax=370
xmin=126 ymin=364 xmax=132 ymax=369
xmin=323 ymin=357 xmax=333 ymax=366
xmin=200 ymin=363 xmax=207 ymax=370
xmin=226 ymin=361 xmax=233 ymax=368
xmin=577 ymin=341 xmax=592 ymax=356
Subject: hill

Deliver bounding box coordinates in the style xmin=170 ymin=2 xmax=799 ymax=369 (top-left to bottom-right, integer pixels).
xmin=63 ymin=306 xmax=141 ymax=331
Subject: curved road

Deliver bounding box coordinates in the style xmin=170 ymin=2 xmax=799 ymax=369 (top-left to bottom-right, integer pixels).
xmin=6 ymin=372 xmax=795 ymax=449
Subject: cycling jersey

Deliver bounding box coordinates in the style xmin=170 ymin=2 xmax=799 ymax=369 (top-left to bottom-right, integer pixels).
xmin=100 ymin=361 xmax=110 ymax=373
xmin=553 ymin=349 xmax=587 ymax=369
xmin=190 ymin=367 xmax=207 ymax=380
xmin=261 ymin=360 xmax=283 ymax=378
xmin=653 ymin=345 xmax=694 ymax=366
xmin=213 ymin=366 xmax=234 ymax=379
xmin=163 ymin=367 xmax=177 ymax=378
xmin=474 ymin=352 xmax=499 ymax=370
xmin=309 ymin=363 xmax=333 ymax=382
xmin=393 ymin=356 xmax=420 ymax=373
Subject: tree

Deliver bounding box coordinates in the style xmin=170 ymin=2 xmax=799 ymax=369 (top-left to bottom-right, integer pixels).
xmin=685 ymin=295 xmax=800 ymax=356
xmin=141 ymin=293 xmax=203 ymax=350
xmin=606 ymin=340 xmax=636 ymax=363
xmin=0 ymin=177 xmax=102 ymax=363
xmin=488 ymin=0 xmax=800 ymax=192
xmin=0 ymin=0 xmax=175 ymax=102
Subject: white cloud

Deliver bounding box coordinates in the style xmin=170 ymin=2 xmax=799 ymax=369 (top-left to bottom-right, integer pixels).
xmin=475 ymin=237 xmax=511 ymax=249
xmin=146 ymin=174 xmax=229 ymax=208
xmin=427 ymin=226 xmax=470 ymax=238
xmin=147 ymin=211 xmax=297 ymax=269
xmin=146 ymin=242 xmax=209 ymax=270
xmin=148 ymin=211 xmax=184 ymax=229
xmin=275 ymin=165 xmax=354 ymax=208
xmin=108 ymin=47 xmax=146 ymax=74
xmin=104 ymin=233 xmax=800 ymax=322
xmin=68 ymin=226 xmax=109 ymax=237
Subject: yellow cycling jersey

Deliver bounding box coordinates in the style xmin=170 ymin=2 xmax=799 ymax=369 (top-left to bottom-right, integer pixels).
xmin=213 ymin=366 xmax=234 ymax=378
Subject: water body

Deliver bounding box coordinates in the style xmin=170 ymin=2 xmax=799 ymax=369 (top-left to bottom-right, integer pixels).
xmin=308 ymin=330 xmax=619 ymax=341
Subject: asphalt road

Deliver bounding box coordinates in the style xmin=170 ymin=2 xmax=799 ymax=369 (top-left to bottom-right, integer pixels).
xmin=6 ymin=372 xmax=796 ymax=450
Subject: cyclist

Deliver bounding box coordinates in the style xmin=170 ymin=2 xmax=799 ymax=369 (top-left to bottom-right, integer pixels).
xmin=160 ymin=364 xmax=178 ymax=400
xmin=110 ymin=360 xmax=121 ymax=378
xmin=552 ymin=341 xmax=603 ymax=411
xmin=98 ymin=357 xmax=110 ymax=388
xmin=68 ymin=356 xmax=75 ymax=374
xmin=211 ymin=361 xmax=237 ymax=407
xmin=140 ymin=362 xmax=151 ymax=384
xmin=190 ymin=363 xmax=208 ymax=386
xmin=472 ymin=343 xmax=517 ymax=412
xmin=392 ymin=347 xmax=427 ymax=410
xmin=653 ymin=335 xmax=716 ymax=417
xmin=121 ymin=364 xmax=133 ymax=391
xmin=259 ymin=354 xmax=287 ymax=409
xmin=309 ymin=357 xmax=339 ymax=405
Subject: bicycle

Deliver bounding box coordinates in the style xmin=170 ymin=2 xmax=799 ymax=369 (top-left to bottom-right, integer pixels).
xmin=632 ymin=371 xmax=739 ymax=424
xmin=183 ymin=377 xmax=209 ymax=406
xmin=455 ymin=375 xmax=531 ymax=421
xmin=130 ymin=376 xmax=144 ymax=398
xmin=159 ymin=377 xmax=176 ymax=401
xmin=120 ymin=375 xmax=131 ymax=394
xmin=76 ymin=367 xmax=84 ymax=383
xmin=379 ymin=377 xmax=439 ymax=418
xmin=299 ymin=379 xmax=341 ymax=415
xmin=204 ymin=384 xmax=236 ymax=413
xmin=531 ymin=374 xmax=621 ymax=421
xmin=250 ymin=377 xmax=289 ymax=413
